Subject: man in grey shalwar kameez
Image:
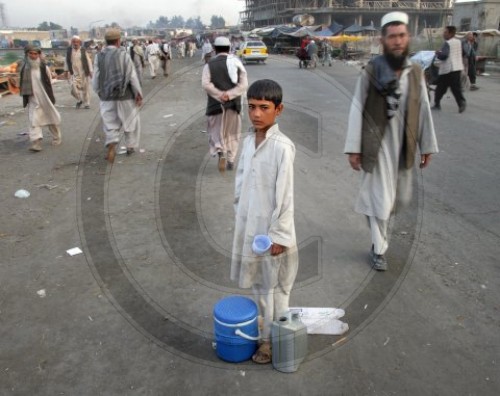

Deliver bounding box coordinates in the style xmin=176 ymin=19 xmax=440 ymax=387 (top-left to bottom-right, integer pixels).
xmin=92 ymin=28 xmax=143 ymax=163
xmin=344 ymin=12 xmax=438 ymax=271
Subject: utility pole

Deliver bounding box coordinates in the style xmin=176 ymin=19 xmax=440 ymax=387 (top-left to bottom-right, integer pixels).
xmin=0 ymin=2 xmax=7 ymax=28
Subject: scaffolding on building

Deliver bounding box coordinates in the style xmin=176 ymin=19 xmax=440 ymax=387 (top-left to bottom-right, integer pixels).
xmin=240 ymin=0 xmax=453 ymax=34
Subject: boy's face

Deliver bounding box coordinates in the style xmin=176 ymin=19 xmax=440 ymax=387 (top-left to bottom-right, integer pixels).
xmin=248 ymin=98 xmax=283 ymax=133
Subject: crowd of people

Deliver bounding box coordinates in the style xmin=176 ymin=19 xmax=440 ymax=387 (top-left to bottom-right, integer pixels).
xmin=17 ymin=11 xmax=488 ymax=365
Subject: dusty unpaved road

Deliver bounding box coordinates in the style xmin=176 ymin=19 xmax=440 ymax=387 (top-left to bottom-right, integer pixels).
xmin=1 ymin=54 xmax=499 ymax=395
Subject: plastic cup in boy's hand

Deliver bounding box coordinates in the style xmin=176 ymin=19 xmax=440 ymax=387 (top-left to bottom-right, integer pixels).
xmin=252 ymin=235 xmax=272 ymax=255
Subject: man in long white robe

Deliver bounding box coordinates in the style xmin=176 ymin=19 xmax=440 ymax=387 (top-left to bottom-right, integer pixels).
xmin=65 ymin=36 xmax=93 ymax=109
xmin=145 ymin=40 xmax=160 ymax=79
xmin=19 ymin=45 xmax=62 ymax=152
xmin=344 ymin=12 xmax=438 ymax=270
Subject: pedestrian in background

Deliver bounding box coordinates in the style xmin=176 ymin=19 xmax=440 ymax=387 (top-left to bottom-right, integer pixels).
xmin=462 ymin=32 xmax=479 ymax=91
xmin=130 ymin=39 xmax=145 ymax=85
xmin=92 ymin=28 xmax=143 ymax=163
xmin=145 ymin=39 xmax=160 ymax=79
xmin=321 ymin=39 xmax=332 ymax=66
xmin=160 ymin=39 xmax=171 ymax=77
xmin=305 ymin=39 xmax=318 ymax=67
xmin=344 ymin=12 xmax=438 ymax=271
xmin=433 ymin=26 xmax=466 ymax=113
xmin=201 ymin=38 xmax=213 ymax=64
xmin=202 ymin=36 xmax=248 ymax=172
xmin=19 ymin=45 xmax=62 ymax=152
xmin=65 ymin=35 xmax=93 ymax=109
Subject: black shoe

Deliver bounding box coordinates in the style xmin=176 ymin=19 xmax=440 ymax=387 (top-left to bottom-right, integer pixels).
xmin=432 ymin=104 xmax=441 ymax=110
xmin=370 ymin=247 xmax=388 ymax=271
xmin=76 ymin=101 xmax=83 ymax=109
xmin=126 ymin=147 xmax=135 ymax=156
xmin=226 ymin=161 xmax=234 ymax=171
xmin=459 ymin=102 xmax=466 ymax=113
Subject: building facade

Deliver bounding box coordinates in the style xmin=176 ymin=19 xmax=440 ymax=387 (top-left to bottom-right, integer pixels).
xmin=241 ymin=0 xmax=453 ymax=35
xmin=453 ymin=0 xmax=500 ymax=31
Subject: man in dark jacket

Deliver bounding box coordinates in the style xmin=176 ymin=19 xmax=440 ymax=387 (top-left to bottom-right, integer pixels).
xmin=65 ymin=35 xmax=93 ymax=108
xmin=201 ymin=36 xmax=248 ymax=172
xmin=19 ymin=45 xmax=62 ymax=151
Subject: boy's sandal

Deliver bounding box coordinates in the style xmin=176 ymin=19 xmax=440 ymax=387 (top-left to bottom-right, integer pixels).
xmin=252 ymin=342 xmax=271 ymax=364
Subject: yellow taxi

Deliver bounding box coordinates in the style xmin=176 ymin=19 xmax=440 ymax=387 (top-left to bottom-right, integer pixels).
xmin=237 ymin=41 xmax=268 ymax=64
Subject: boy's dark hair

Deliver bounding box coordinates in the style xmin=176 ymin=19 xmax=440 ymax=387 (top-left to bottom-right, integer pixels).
xmin=247 ymin=79 xmax=283 ymax=107
xmin=445 ymin=26 xmax=457 ymax=36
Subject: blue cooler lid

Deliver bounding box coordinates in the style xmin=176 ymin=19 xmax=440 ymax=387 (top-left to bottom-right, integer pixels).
xmin=213 ymin=296 xmax=258 ymax=324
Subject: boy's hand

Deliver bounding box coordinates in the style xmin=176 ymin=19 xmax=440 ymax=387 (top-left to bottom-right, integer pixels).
xmin=348 ymin=153 xmax=362 ymax=171
xmin=271 ymin=243 xmax=285 ymax=256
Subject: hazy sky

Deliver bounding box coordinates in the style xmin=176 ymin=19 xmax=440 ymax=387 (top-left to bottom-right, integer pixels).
xmin=1 ymin=0 xmax=245 ymax=29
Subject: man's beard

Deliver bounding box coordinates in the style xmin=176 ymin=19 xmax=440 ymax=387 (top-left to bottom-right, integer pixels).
xmin=28 ymin=58 xmax=41 ymax=68
xmin=383 ymin=46 xmax=409 ymax=70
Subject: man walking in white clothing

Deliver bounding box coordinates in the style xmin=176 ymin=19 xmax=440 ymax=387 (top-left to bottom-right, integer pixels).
xmin=344 ymin=12 xmax=438 ymax=271
xmin=65 ymin=35 xmax=93 ymax=109
xmin=145 ymin=39 xmax=161 ymax=79
xmin=19 ymin=45 xmax=62 ymax=152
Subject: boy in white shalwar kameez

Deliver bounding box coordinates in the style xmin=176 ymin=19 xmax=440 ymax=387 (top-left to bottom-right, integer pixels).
xmin=231 ymin=79 xmax=298 ymax=364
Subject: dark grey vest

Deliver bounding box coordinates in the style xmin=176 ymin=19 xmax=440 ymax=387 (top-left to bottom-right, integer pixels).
xmin=206 ymin=55 xmax=241 ymax=116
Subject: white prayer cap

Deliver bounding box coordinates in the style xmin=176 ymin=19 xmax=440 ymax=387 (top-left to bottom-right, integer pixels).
xmin=214 ymin=36 xmax=230 ymax=47
xmin=381 ymin=12 xmax=409 ymax=28
xmin=72 ymin=35 xmax=81 ymax=41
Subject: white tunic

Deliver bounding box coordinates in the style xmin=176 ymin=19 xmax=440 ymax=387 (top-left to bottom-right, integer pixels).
xmin=231 ymin=124 xmax=298 ymax=289
xmin=28 ymin=65 xmax=61 ymax=127
xmin=344 ymin=61 xmax=439 ymax=220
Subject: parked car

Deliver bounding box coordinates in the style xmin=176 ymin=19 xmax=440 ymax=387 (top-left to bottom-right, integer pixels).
xmin=237 ymin=41 xmax=268 ymax=64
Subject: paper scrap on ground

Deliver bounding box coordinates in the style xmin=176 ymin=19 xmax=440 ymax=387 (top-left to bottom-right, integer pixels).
xmin=290 ymin=307 xmax=349 ymax=335
xmin=14 ymin=189 xmax=30 ymax=198
xmin=163 ymin=114 xmax=173 ymax=118
xmin=66 ymin=247 xmax=83 ymax=256
xmin=37 ymin=289 xmax=46 ymax=298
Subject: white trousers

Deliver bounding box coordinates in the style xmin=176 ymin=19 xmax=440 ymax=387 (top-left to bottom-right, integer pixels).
xmin=29 ymin=124 xmax=61 ymax=142
xmin=368 ymin=216 xmax=389 ymax=255
xmin=99 ymin=99 xmax=141 ymax=148
xmin=206 ymin=108 xmax=241 ymax=163
xmin=148 ymin=55 xmax=160 ymax=77
xmin=70 ymin=75 xmax=91 ymax=106
xmin=252 ymin=283 xmax=292 ymax=341
xmin=251 ymin=249 xmax=298 ymax=341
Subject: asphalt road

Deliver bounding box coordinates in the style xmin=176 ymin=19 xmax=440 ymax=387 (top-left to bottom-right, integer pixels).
xmin=0 ymin=53 xmax=499 ymax=395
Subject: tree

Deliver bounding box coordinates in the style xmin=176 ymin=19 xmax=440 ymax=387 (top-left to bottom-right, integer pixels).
xmin=37 ymin=21 xmax=63 ymax=31
xmin=210 ymin=15 xmax=225 ymax=29
xmin=169 ymin=15 xmax=185 ymax=28
xmin=104 ymin=22 xmax=121 ymax=28
xmin=186 ymin=16 xmax=204 ymax=30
